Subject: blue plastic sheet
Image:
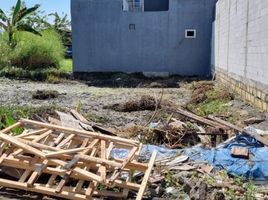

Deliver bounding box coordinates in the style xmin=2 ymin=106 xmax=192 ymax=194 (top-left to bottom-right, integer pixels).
xmin=112 ymin=128 xmax=268 ymax=180
xmin=183 ymin=133 xmax=268 ymax=180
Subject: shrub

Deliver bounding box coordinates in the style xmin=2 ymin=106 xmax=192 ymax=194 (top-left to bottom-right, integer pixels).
xmin=10 ymin=29 xmax=65 ymax=69
xmin=0 ymin=33 xmax=11 ymax=69
xmin=0 ymin=66 xmax=70 ymax=82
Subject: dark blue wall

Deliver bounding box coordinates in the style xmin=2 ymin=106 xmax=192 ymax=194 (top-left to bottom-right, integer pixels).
xmin=72 ymin=0 xmax=217 ymax=76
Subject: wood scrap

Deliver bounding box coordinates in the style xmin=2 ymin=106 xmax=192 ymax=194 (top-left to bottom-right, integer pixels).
xmin=231 ymin=147 xmax=249 ymax=158
xmin=0 ymin=119 xmax=156 ymax=200
xmin=70 ymin=109 xmax=116 ymax=136
xmin=177 ymin=108 xmax=227 ymax=130
xmin=208 ymin=115 xmax=268 ymax=146
xmin=244 ymin=117 xmax=265 ymax=125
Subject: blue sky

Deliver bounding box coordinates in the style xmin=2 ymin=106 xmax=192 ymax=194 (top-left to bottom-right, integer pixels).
xmin=0 ymin=0 xmax=71 ymax=20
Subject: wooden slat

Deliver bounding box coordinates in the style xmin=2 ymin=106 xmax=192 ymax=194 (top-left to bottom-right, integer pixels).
xmin=14 ymin=130 xmax=53 ymax=156
xmin=208 ymin=115 xmax=268 ymax=146
xmin=57 ymin=134 xmax=75 ymax=148
xmin=136 ymin=150 xmax=157 ymax=200
xmin=177 ymin=108 xmax=227 ymax=129
xmin=21 ymin=119 xmax=139 ymax=146
xmin=17 ymin=128 xmax=48 ymax=138
xmin=1 ymin=122 xmax=22 ymax=134
xmin=45 ymin=147 xmax=91 ymax=158
xmin=27 ymin=160 xmax=49 ymax=186
xmin=0 ymin=133 xmax=45 ymax=158
xmin=109 ymin=146 xmax=138 ymax=182
xmin=100 ymin=140 xmax=106 ymax=182
xmin=19 ymin=157 xmax=39 ymax=183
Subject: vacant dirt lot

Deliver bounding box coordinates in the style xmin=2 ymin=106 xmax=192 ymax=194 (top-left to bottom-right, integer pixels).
xmin=0 ymin=77 xmax=267 ymax=129
xmin=0 ymin=77 xmax=268 ymax=200
xmin=0 ymin=78 xmax=191 ymax=127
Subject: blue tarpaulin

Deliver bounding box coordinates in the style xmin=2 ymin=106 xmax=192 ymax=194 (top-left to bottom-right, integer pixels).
xmin=112 ymin=127 xmax=268 ymax=180
xmin=183 ymin=133 xmax=268 ymax=180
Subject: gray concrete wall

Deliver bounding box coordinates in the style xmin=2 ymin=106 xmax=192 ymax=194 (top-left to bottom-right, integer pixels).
xmin=215 ymin=0 xmax=268 ymax=87
xmin=72 ymin=0 xmax=217 ymax=76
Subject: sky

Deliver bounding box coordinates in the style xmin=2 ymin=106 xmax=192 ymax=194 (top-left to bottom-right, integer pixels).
xmin=0 ymin=0 xmax=71 ymax=20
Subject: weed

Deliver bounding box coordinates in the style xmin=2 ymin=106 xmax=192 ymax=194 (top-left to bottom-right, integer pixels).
xmin=232 ymin=174 xmax=246 ymax=187
xmin=225 ymin=189 xmax=238 ymax=200
xmin=188 ymin=100 xmax=228 ymax=116
xmin=164 ymin=170 xmax=180 ymax=188
xmin=85 ymin=112 xmax=110 ymax=124
xmin=32 ymin=90 xmax=59 ymax=100
xmin=187 ymin=83 xmax=234 ymax=117
xmin=244 ymin=181 xmax=258 ymax=200
xmin=46 ymin=74 xmax=61 ymax=83
xmin=203 ymin=174 xmax=216 ymax=186
xmin=59 ymin=59 xmax=72 ymax=73
xmin=76 ymin=101 xmax=83 ymax=113
xmin=0 ymin=106 xmax=63 ymax=134
xmin=0 ymin=66 xmax=70 ymax=82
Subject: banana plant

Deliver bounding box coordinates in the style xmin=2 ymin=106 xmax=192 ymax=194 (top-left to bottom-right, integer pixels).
xmin=0 ymin=0 xmax=41 ymax=46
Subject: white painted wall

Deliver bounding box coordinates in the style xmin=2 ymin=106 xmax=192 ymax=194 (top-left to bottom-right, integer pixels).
xmin=215 ymin=0 xmax=268 ymax=85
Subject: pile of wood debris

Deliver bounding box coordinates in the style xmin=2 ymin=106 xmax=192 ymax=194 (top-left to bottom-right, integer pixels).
xmin=0 ymin=111 xmax=157 ymax=200
xmin=0 ymin=107 xmax=267 ymax=200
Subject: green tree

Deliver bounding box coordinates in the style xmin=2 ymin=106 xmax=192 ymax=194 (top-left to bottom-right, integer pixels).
xmin=49 ymin=12 xmax=71 ymax=31
xmin=48 ymin=12 xmax=71 ymax=46
xmin=0 ymin=0 xmax=41 ymax=46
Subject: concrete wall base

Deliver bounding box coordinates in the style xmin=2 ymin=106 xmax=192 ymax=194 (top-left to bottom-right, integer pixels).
xmin=216 ymin=69 xmax=268 ymax=112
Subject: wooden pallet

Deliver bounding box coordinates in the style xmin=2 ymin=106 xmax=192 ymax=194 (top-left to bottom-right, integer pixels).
xmin=0 ymin=119 xmax=157 ymax=200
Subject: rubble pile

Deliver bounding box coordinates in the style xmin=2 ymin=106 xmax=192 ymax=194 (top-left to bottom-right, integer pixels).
xmin=0 ymin=107 xmax=268 ymax=199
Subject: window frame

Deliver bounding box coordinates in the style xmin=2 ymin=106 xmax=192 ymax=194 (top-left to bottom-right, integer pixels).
xmin=185 ymin=29 xmax=197 ymax=39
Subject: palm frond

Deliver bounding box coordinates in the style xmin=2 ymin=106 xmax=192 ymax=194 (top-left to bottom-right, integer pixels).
xmin=0 ymin=9 xmax=8 ymax=22
xmin=17 ymin=4 xmax=40 ymax=22
xmin=16 ymin=23 xmax=42 ymax=36
xmin=12 ymin=0 xmax=22 ymax=25
xmin=0 ymin=21 xmax=7 ymax=31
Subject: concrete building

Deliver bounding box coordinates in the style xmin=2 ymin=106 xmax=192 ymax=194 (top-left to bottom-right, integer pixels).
xmin=214 ymin=0 xmax=268 ymax=111
xmin=71 ymin=0 xmax=217 ymax=76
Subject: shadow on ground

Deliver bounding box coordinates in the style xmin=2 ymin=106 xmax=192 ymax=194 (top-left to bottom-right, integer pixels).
xmin=75 ymin=72 xmax=210 ymax=88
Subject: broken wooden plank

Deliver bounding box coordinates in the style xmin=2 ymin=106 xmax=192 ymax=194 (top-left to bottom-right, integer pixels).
xmin=27 ymin=160 xmax=49 ymax=187
xmin=100 ymin=140 xmax=106 ymax=182
xmin=208 ymin=115 xmax=268 ymax=146
xmin=17 ymin=128 xmax=48 ymax=138
xmin=20 ymin=119 xmax=139 ymax=146
xmin=71 ymin=109 xmax=115 ymax=135
xmin=0 ymin=133 xmax=46 ymax=158
xmin=176 ymin=108 xmax=227 ymax=129
xmin=56 ymin=134 xmax=75 ymax=148
xmin=109 ymin=146 xmax=138 ymax=182
xmin=244 ymin=117 xmax=265 ymax=125
xmin=45 ymin=147 xmax=92 ymax=158
xmin=136 ymin=150 xmax=157 ymax=200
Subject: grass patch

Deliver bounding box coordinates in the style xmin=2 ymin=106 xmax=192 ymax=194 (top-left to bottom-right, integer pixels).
xmin=0 ymin=29 xmax=71 ymax=82
xmin=187 ymin=83 xmax=234 ymax=117
xmin=0 ymin=66 xmax=70 ymax=83
xmin=85 ymin=112 xmax=110 ymax=124
xmin=188 ymin=100 xmax=228 ymax=116
xmin=59 ymin=59 xmax=72 ymax=73
xmin=32 ymin=90 xmax=59 ymax=100
xmin=0 ymin=105 xmax=63 ymax=134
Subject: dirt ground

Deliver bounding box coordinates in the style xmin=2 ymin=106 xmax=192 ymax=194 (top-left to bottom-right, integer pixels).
xmin=0 ymin=77 xmax=268 ymax=200
xmin=0 ymin=77 xmax=190 ymax=127
xmin=0 ymin=77 xmax=267 ymax=129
